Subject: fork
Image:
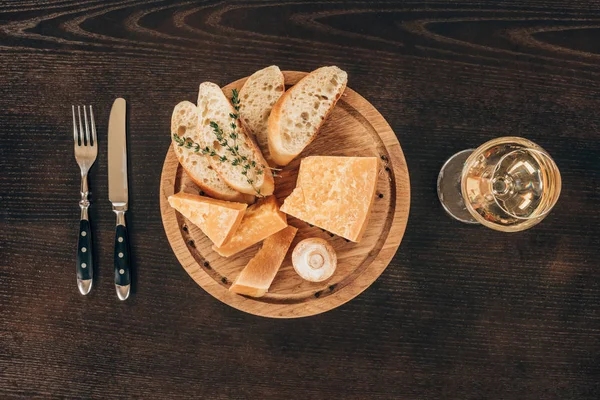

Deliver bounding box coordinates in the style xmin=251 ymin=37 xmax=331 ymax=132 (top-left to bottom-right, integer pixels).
xmin=72 ymin=105 xmax=97 ymax=295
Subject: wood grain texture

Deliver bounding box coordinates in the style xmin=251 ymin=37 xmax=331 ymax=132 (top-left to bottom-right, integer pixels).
xmin=160 ymin=71 xmax=410 ymax=318
xmin=1 ymin=0 xmax=600 ymax=398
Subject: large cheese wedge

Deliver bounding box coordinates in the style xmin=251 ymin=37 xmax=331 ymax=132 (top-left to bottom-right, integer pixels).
xmin=168 ymin=192 xmax=247 ymax=247
xmin=229 ymin=226 xmax=298 ymax=297
xmin=213 ymin=196 xmax=288 ymax=257
xmin=281 ymin=156 xmax=379 ymax=242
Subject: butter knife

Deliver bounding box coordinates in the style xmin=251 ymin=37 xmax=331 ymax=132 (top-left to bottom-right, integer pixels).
xmin=108 ymin=98 xmax=131 ymax=301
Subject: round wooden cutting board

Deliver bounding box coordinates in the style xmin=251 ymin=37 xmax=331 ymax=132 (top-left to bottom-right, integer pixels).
xmin=160 ymin=71 xmax=410 ymax=318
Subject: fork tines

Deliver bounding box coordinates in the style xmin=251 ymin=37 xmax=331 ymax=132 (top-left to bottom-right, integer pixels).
xmin=72 ymin=105 xmax=96 ymax=147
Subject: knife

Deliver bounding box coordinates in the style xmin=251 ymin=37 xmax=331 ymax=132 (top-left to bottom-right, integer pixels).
xmin=108 ymin=98 xmax=131 ymax=301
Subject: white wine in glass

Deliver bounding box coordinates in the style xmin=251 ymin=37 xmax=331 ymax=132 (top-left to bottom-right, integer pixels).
xmin=437 ymin=137 xmax=561 ymax=232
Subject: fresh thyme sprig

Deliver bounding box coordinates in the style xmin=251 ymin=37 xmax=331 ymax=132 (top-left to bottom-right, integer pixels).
xmin=173 ymin=132 xmax=205 ymax=154
xmin=172 ymin=89 xmax=267 ymax=196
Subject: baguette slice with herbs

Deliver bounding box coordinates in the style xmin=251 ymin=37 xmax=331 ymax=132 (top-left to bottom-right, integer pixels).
xmin=197 ymin=82 xmax=274 ymax=196
xmin=268 ymin=66 xmax=347 ymax=166
xmin=238 ymin=65 xmax=285 ymax=164
xmin=171 ymin=101 xmax=255 ymax=204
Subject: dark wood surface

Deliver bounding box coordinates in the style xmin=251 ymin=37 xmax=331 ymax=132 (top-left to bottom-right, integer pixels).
xmin=1 ymin=1 xmax=599 ymax=398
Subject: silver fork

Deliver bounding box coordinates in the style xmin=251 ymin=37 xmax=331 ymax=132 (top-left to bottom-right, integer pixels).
xmin=72 ymin=105 xmax=97 ymax=295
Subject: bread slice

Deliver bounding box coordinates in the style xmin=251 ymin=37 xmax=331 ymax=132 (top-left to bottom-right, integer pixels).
xmin=197 ymin=83 xmax=274 ymax=196
xmin=281 ymin=156 xmax=378 ymax=242
xmin=229 ymin=225 xmax=297 ymax=297
xmin=171 ymin=101 xmax=255 ymax=204
xmin=167 ymin=192 xmax=247 ymax=247
xmin=268 ymin=66 xmax=348 ymax=166
xmin=238 ymin=66 xmax=285 ymax=164
xmin=213 ymin=196 xmax=288 ymax=257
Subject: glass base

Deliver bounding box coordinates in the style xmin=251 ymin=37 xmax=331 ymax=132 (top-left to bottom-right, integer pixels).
xmin=437 ymin=149 xmax=479 ymax=224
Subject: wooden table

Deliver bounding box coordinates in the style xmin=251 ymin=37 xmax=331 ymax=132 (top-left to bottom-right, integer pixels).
xmin=2 ymin=1 xmax=599 ymax=398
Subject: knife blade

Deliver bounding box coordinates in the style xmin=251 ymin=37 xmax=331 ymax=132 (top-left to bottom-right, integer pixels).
xmin=108 ymin=98 xmax=131 ymax=301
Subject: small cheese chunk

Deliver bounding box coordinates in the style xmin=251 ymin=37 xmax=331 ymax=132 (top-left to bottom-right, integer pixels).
xmin=168 ymin=192 xmax=247 ymax=247
xmin=281 ymin=156 xmax=379 ymax=242
xmin=230 ymin=226 xmax=298 ymax=297
xmin=213 ymin=196 xmax=288 ymax=257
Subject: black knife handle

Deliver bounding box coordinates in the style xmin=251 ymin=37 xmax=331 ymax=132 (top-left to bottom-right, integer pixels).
xmin=77 ymin=219 xmax=93 ymax=281
xmin=114 ymin=223 xmax=131 ymax=287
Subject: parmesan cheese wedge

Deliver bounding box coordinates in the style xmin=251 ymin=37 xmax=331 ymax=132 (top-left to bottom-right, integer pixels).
xmin=281 ymin=156 xmax=379 ymax=242
xmin=213 ymin=196 xmax=288 ymax=257
xmin=168 ymin=192 xmax=247 ymax=247
xmin=229 ymin=226 xmax=298 ymax=297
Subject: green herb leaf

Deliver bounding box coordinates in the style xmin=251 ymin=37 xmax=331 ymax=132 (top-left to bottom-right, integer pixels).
xmin=231 ymin=89 xmax=241 ymax=111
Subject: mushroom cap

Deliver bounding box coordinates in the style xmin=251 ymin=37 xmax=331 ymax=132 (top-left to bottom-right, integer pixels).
xmin=292 ymin=238 xmax=337 ymax=282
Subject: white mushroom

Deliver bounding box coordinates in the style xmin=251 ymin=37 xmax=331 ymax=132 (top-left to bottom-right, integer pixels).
xmin=292 ymin=238 xmax=337 ymax=282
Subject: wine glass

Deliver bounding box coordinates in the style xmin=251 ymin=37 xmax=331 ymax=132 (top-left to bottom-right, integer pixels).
xmin=437 ymin=137 xmax=561 ymax=232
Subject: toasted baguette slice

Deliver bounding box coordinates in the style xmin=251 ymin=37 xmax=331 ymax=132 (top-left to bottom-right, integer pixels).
xmin=268 ymin=66 xmax=348 ymax=166
xmin=229 ymin=225 xmax=297 ymax=297
xmin=171 ymin=101 xmax=255 ymax=204
xmin=197 ymin=83 xmax=274 ymax=196
xmin=213 ymin=196 xmax=288 ymax=257
xmin=167 ymin=192 xmax=247 ymax=247
xmin=238 ymin=66 xmax=285 ymax=164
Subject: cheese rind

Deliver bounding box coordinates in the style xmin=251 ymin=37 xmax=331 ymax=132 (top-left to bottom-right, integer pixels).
xmin=168 ymin=192 xmax=247 ymax=247
xmin=281 ymin=156 xmax=379 ymax=242
xmin=213 ymin=196 xmax=288 ymax=257
xmin=229 ymin=226 xmax=298 ymax=297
